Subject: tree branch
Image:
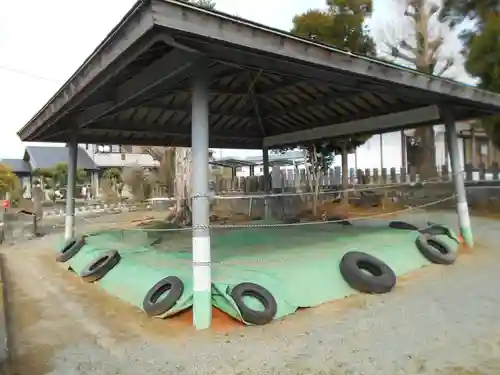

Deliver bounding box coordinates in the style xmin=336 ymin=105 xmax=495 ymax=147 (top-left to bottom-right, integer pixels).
xmin=399 ymin=40 xmax=418 ymax=55
xmin=427 ymin=36 xmax=444 ymax=59
xmin=434 ymin=58 xmax=454 ymax=76
xmin=389 ymin=45 xmax=417 ymax=64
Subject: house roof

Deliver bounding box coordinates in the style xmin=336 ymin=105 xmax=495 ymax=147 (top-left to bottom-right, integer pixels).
xmin=211 ymin=150 xmax=304 ymax=168
xmin=24 ymin=146 xmax=99 ymax=171
xmin=15 ymin=0 xmax=500 ymax=149
xmin=210 ymin=158 xmax=257 ymax=168
xmin=245 ymin=151 xmax=304 ymax=165
xmin=0 ymin=158 xmax=32 ymax=174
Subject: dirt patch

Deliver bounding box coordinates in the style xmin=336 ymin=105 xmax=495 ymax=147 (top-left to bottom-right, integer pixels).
xmin=397 ymin=264 xmax=441 ymax=285
xmin=37 ymin=250 xmax=245 ymax=335
xmin=11 ymin=246 xmax=244 ymax=345
xmin=7 ymin=270 xmax=60 ymax=375
xmin=168 ymin=307 xmax=245 ymax=334
xmin=4 ymin=245 xmax=203 ymax=373
xmin=83 ymin=211 xmax=168 ymax=229
xmin=87 ymin=208 xmax=256 ymax=231
xmin=297 ymin=200 xmax=406 ymax=222
xmin=458 ymin=242 xmax=473 ymax=255
xmin=210 ymin=210 xmax=255 ymax=224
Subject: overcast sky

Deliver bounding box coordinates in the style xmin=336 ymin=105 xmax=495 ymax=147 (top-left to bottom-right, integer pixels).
xmin=0 ymin=0 xmax=473 ymax=159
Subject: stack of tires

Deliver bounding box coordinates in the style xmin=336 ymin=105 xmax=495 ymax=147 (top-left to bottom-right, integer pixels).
xmin=339 ymin=221 xmax=458 ymax=294
xmin=56 ymin=237 xmax=187 ymax=318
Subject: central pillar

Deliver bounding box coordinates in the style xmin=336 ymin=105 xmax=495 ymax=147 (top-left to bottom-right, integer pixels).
xmin=401 ymin=130 xmax=407 ymax=170
xmin=191 ymin=61 xmax=212 ymax=330
xmin=65 ymin=131 xmax=78 ymax=241
xmin=262 ymin=147 xmax=270 ymax=219
xmin=379 ymin=133 xmax=384 ymax=170
xmin=443 ymin=108 xmax=473 ymax=247
xmin=92 ymin=171 xmax=100 ymax=199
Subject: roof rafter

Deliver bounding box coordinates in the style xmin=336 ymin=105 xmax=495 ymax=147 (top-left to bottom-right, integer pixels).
xmin=16 ymin=0 xmax=500 ymax=148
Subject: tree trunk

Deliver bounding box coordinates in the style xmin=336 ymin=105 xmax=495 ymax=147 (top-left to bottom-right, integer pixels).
xmin=471 ymin=128 xmax=477 ymax=167
xmin=314 ymin=174 xmax=320 ymax=216
xmin=170 ymin=147 xmax=192 ymax=226
xmin=409 ymin=3 xmax=437 ymax=180
xmin=160 ymin=148 xmax=176 ymax=196
xmin=142 ymin=146 xmax=192 ymax=226
xmin=413 ymin=126 xmax=437 ymax=179
xmin=32 ymin=186 xmax=44 ymax=221
xmin=309 ymin=146 xmax=320 ymax=217
xmin=341 ymin=145 xmax=349 ymax=205
xmin=142 ymin=146 xmax=176 ymax=196
xmin=309 ymin=165 xmax=318 ymax=217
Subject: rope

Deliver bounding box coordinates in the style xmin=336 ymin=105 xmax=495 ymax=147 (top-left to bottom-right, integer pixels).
xmin=78 ymin=169 xmax=469 ymax=230
xmin=87 ymin=194 xmax=455 ymax=232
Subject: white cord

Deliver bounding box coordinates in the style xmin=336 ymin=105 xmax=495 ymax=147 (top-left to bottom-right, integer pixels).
xmin=87 ymin=194 xmax=454 ymax=232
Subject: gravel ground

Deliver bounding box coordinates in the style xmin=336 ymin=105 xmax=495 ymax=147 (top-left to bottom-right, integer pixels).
xmin=3 ymin=210 xmax=500 ymax=375
xmin=37 ymin=208 xmax=157 ymax=235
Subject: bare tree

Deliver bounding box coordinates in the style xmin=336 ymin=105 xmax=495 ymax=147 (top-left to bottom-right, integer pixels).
xmin=142 ymin=146 xmax=193 ymax=226
xmin=142 ymin=147 xmax=176 ymax=196
xmin=171 ymin=148 xmax=192 ymax=225
xmin=372 ymin=0 xmax=461 ymax=178
xmin=376 ymin=0 xmax=457 ymax=76
xmin=121 ymin=165 xmax=151 ymax=202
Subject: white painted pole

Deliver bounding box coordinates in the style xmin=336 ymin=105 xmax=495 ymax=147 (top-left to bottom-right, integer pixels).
xmin=64 ymin=131 xmax=78 ymax=241
xmin=191 ymin=61 xmax=212 ymax=329
xmin=444 ymin=109 xmax=473 ymax=247
xmin=379 ymin=133 xmax=384 ymax=170
xmin=401 ymin=129 xmax=407 ymax=170
xmin=262 ymin=147 xmax=270 ymax=219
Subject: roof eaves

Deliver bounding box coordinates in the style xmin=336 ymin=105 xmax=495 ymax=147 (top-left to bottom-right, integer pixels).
xmin=17 ymin=0 xmax=154 ymax=140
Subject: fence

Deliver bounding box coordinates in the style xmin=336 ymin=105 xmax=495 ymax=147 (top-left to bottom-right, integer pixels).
xmin=212 ymin=162 xmax=500 ymax=194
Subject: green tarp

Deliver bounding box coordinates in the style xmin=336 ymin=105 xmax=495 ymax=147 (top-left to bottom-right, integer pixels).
xmin=56 ymin=222 xmax=460 ymax=323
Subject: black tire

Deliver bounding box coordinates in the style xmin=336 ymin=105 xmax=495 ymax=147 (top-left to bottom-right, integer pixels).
xmin=56 ymin=236 xmax=86 ymax=262
xmin=230 ymin=282 xmax=277 ymax=325
xmin=142 ymin=276 xmax=184 ymax=317
xmin=419 ymin=224 xmax=457 ymax=241
xmin=389 ymin=221 xmax=419 ymax=231
xmin=80 ymin=250 xmax=121 ymax=283
xmin=339 ymin=251 xmax=396 ymax=294
xmin=415 ymin=234 xmax=457 ymax=265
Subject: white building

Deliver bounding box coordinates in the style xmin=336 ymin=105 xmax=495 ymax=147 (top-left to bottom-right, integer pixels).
xmin=218 ymin=122 xmax=473 ymax=177
xmin=80 ymin=144 xmax=158 ymax=169
xmin=79 ymin=144 xmax=159 ymax=197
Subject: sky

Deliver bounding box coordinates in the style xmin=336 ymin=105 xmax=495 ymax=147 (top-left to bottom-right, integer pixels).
xmin=0 ymin=0 xmax=475 ymax=160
